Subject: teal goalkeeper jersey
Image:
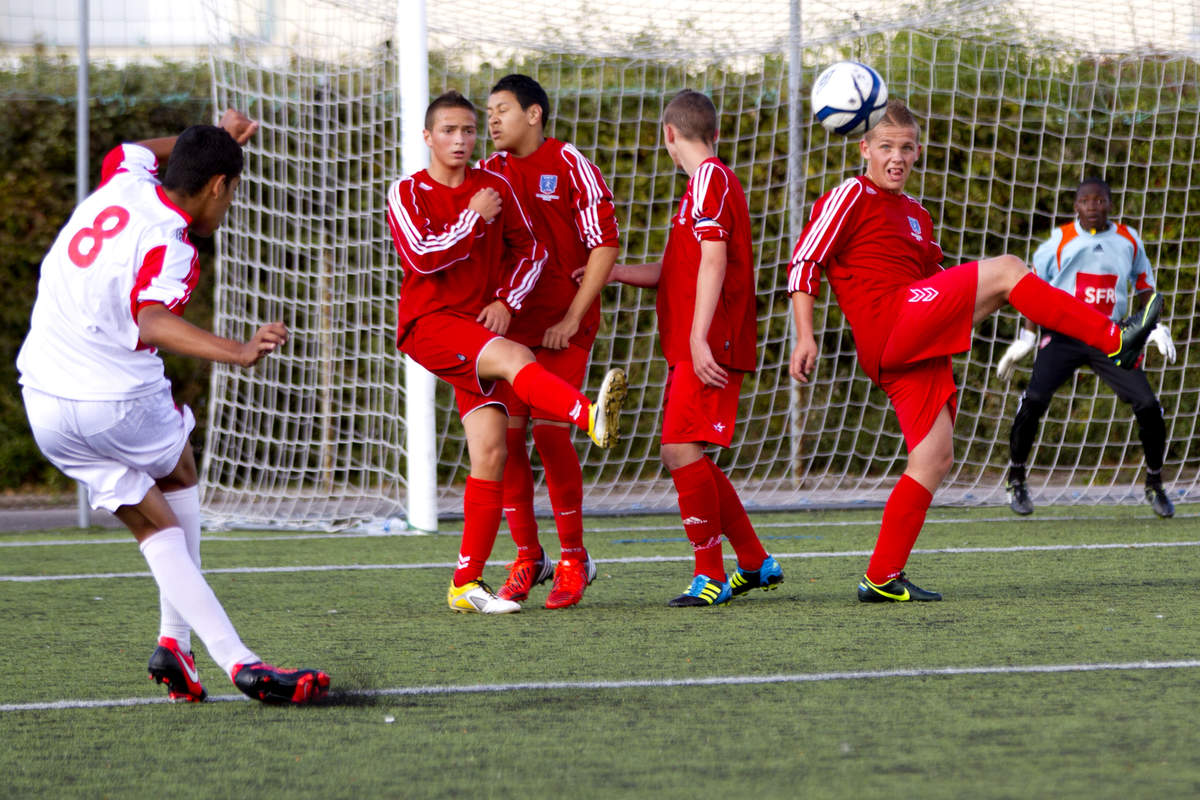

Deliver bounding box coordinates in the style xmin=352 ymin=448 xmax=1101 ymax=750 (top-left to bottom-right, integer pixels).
xmin=1030 ymin=219 xmax=1154 ymax=323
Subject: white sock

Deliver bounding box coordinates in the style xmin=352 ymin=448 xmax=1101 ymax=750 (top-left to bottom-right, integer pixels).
xmin=163 ymin=486 xmax=202 ymax=566
xmin=156 ymin=487 xmax=204 ymax=652
xmin=157 ymin=599 xmax=191 ymax=651
xmin=139 ymin=527 xmax=258 ymax=676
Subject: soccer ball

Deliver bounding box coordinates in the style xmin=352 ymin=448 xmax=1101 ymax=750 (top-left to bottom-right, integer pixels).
xmin=811 ymin=61 xmax=888 ymax=136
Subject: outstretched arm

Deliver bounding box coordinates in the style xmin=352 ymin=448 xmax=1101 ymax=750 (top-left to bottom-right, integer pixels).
xmin=133 ymin=109 xmax=259 ymax=163
xmin=138 ymin=304 xmax=287 ymax=368
xmin=603 ymin=261 xmax=662 ymax=288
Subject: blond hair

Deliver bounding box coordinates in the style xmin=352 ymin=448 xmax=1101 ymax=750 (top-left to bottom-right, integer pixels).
xmin=866 ymin=98 xmax=920 ymax=140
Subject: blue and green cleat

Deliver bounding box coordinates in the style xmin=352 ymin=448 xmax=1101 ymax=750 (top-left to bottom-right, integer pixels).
xmin=730 ymin=555 xmax=784 ymax=596
xmin=667 ymin=574 xmax=732 ymax=607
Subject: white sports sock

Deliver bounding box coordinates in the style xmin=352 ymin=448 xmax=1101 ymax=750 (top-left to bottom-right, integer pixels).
xmin=157 ymin=599 xmax=192 ymax=651
xmin=139 ymin=527 xmax=258 ymax=676
xmin=156 ymin=487 xmax=204 ymax=652
xmin=162 ymin=486 xmax=202 ymax=566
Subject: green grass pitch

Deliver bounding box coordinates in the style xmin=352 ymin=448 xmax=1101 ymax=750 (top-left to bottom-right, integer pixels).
xmin=2 ymin=505 xmax=1198 ymax=799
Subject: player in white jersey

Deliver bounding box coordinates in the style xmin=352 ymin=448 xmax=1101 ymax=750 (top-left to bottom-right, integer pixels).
xmin=996 ymin=178 xmax=1177 ymax=518
xmin=17 ymin=111 xmax=330 ymax=704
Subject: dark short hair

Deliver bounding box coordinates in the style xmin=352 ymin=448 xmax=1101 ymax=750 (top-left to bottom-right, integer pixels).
xmin=424 ymin=90 xmax=476 ymax=131
xmin=1077 ymin=176 xmax=1111 ymax=199
xmin=162 ymin=125 xmax=243 ymax=197
xmin=490 ymin=74 xmax=551 ymax=127
xmin=662 ymin=89 xmax=717 ymax=143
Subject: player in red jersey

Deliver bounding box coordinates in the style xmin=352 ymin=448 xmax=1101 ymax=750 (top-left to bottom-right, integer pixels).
xmin=480 ymin=74 xmax=621 ymax=609
xmin=386 ymin=91 xmax=627 ymax=615
xmin=609 ymin=90 xmax=783 ymax=607
xmin=788 ymin=99 xmax=1162 ymax=602
xmin=17 ymin=111 xmax=329 ymax=704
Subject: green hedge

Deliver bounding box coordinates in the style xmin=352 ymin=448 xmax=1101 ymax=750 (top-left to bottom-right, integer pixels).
xmin=0 ymin=51 xmax=213 ymax=489
xmin=5 ymin=36 xmax=1199 ymax=492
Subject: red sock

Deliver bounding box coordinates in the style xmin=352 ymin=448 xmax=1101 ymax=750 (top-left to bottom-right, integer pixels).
xmin=705 ymin=457 xmax=767 ymax=570
xmin=454 ymin=476 xmax=503 ymax=586
xmin=670 ymin=458 xmax=726 ymax=581
xmin=1009 ymin=273 xmax=1120 ymax=352
xmin=865 ymin=474 xmax=933 ymax=584
xmin=532 ymin=424 xmax=585 ymax=559
xmin=511 ymin=363 xmax=591 ymax=432
xmin=501 ymin=427 xmax=540 ymax=560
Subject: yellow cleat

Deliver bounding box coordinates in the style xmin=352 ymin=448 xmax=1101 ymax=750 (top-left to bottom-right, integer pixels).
xmin=587 ymin=368 xmax=628 ymax=448
xmin=447 ymin=579 xmax=521 ymax=614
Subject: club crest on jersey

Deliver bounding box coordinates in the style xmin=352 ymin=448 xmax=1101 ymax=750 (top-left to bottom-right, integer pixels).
xmin=536 ymin=174 xmax=559 ymax=201
xmin=907 ymin=216 xmax=923 ymax=241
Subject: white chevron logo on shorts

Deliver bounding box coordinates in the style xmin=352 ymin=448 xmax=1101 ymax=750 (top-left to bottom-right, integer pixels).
xmin=908 ymin=287 xmax=939 ymax=302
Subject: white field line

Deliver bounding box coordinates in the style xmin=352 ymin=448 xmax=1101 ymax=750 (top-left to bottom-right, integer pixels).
xmin=2 ymin=540 xmax=1199 ymax=583
xmin=3 ymin=512 xmax=1196 ymax=548
xmin=3 ymin=659 xmax=1198 ymax=712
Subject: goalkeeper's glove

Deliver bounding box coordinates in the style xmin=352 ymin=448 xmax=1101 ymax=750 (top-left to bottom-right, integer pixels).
xmin=1146 ymin=323 xmax=1176 ymax=363
xmin=997 ymin=328 xmax=1037 ymax=381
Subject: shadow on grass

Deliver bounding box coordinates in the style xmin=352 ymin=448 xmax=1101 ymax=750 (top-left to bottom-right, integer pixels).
xmin=310 ymin=663 xmax=387 ymax=707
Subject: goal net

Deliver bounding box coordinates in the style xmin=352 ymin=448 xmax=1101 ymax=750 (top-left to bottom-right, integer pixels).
xmin=201 ymin=0 xmax=1200 ymax=529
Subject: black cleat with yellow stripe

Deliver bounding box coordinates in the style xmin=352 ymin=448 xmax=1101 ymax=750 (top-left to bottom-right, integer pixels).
xmin=857 ymin=572 xmax=942 ymax=603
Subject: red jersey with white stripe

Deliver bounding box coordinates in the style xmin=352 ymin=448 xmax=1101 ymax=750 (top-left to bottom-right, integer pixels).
xmin=17 ymin=143 xmax=200 ymax=400
xmin=788 ymin=176 xmax=943 ymax=381
xmin=386 ymin=167 xmax=546 ymax=342
xmin=658 ymin=157 xmax=758 ymax=372
xmin=478 ymin=138 xmax=619 ymax=348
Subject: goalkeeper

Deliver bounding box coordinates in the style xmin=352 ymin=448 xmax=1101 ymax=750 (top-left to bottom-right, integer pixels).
xmin=996 ymin=177 xmax=1175 ymax=518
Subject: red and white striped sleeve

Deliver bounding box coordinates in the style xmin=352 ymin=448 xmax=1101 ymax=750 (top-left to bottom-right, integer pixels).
xmin=493 ymin=174 xmax=548 ymax=312
xmin=99 ymin=143 xmax=159 ymax=189
xmin=562 ymin=143 xmax=619 ymax=250
xmin=787 ymin=178 xmax=863 ymax=296
xmin=129 ymin=236 xmax=200 ymax=323
xmin=689 ymin=161 xmax=732 ymax=242
xmin=386 ymin=176 xmax=482 ymax=275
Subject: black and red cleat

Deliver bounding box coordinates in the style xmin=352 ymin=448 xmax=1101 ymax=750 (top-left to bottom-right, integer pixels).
xmin=232 ymin=662 xmax=330 ymax=704
xmin=148 ymin=636 xmax=207 ymax=703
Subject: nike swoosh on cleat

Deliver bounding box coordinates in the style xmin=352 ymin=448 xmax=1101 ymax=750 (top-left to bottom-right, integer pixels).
xmin=861 ymin=580 xmax=909 ymax=601
xmin=180 ymin=655 xmax=199 ymax=684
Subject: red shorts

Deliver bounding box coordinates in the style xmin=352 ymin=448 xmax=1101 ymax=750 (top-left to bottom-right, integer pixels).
xmin=661 ymin=362 xmax=745 ymax=447
xmin=880 ymin=262 xmax=977 ymax=369
xmin=872 ymin=263 xmax=974 ymax=449
xmin=489 ymin=342 xmax=590 ymax=421
xmin=878 ymin=358 xmax=958 ymax=451
xmin=398 ymin=311 xmax=503 ymax=419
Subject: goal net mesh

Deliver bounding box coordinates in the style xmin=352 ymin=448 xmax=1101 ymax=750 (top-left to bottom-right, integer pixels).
xmin=200 ymin=0 xmax=1200 ymax=529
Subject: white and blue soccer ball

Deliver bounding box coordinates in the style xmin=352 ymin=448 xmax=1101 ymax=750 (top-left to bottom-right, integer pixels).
xmin=811 ymin=61 xmax=889 ymax=136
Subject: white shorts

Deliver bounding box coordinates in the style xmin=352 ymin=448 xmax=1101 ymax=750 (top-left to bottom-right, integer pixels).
xmin=22 ymin=386 xmax=195 ymax=512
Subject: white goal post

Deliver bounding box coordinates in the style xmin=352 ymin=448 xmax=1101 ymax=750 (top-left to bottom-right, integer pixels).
xmin=200 ymin=0 xmax=1200 ymax=530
